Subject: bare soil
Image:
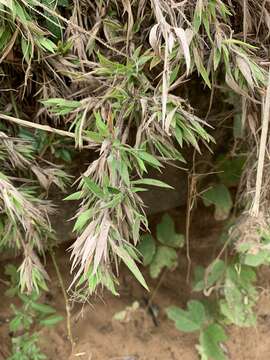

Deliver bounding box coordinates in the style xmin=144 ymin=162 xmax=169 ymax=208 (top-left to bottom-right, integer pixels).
xmin=1 ymin=207 xmax=270 ymax=360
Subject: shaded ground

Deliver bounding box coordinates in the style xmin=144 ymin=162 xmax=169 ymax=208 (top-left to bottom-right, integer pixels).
xmin=1 ymin=207 xmax=270 ymax=359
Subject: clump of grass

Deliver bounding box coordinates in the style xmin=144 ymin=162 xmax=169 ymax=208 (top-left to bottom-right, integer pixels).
xmin=0 ymin=0 xmax=269 ymax=299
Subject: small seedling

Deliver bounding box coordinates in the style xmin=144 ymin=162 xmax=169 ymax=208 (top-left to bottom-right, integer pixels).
xmin=5 ymin=265 xmax=63 ymax=360
xmin=8 ymin=334 xmax=47 ymax=360
xmin=167 ymin=300 xmax=228 ymax=360
xmin=113 ymin=301 xmax=141 ymax=323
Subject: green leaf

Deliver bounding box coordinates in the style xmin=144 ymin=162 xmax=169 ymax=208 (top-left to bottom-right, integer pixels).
xmin=5 ymin=264 xmax=18 ymax=280
xmin=192 ymin=266 xmax=205 ymax=292
xmin=202 ymin=184 xmax=233 ymax=220
xmin=205 ymin=260 xmax=226 ymax=288
xmin=132 ymin=178 xmax=173 ymax=189
xmin=41 ymin=0 xmax=65 ymax=38
xmin=21 ymin=37 xmax=31 ymax=63
xmin=114 ymin=246 xmax=148 ymax=291
xmin=9 ymin=315 xmax=24 ymax=332
xmin=45 ymin=15 xmax=62 ymax=39
xmin=36 ymin=37 xmax=57 ymax=53
xmin=63 ymin=191 xmax=83 ymax=201
xmin=78 ymin=266 xmax=119 ymax=296
xmin=157 ymin=214 xmax=185 ymax=248
xmin=137 ymin=234 xmax=156 ymax=266
xmin=199 ymin=324 xmax=228 ymax=360
xmin=193 ymin=260 xmax=226 ymax=292
xmin=170 ymin=64 xmax=180 ymax=85
xmin=243 ymin=251 xmax=270 ymax=267
xmin=214 ymin=47 xmax=222 ymax=71
xmin=55 ymin=148 xmax=72 ymax=162
xmin=193 ymin=9 xmax=202 ymax=32
xmin=103 ymin=193 xmax=123 ymax=208
xmin=31 ymin=302 xmax=56 ymax=315
xmin=202 ymin=12 xmax=211 ymax=40
xmin=193 ymin=48 xmax=211 ymax=88
xmin=137 ymin=151 xmax=163 ymax=168
xmin=166 ymin=300 xmax=206 ymax=332
xmin=58 ymin=0 xmax=69 ymax=6
xmin=150 ymin=246 xmax=178 ymax=278
xmin=220 ymin=265 xmax=257 ymax=327
xmin=119 ymin=161 xmax=130 ymax=186
xmin=40 ymin=315 xmax=64 ymax=327
xmin=132 ymin=215 xmax=141 ymax=244
xmin=5 ymin=287 xmax=18 ymax=297
xmin=42 ymin=98 xmax=80 ymax=111
xmin=216 ymin=156 xmax=245 ymax=187
xmin=13 ymin=1 xmax=28 ymax=22
xmin=83 ymin=177 xmax=104 ymax=199
xmin=73 ymin=209 xmax=93 ymax=232
xmin=84 ymin=131 xmax=103 ymax=143
xmin=174 ymin=125 xmax=183 ymax=147
xmin=233 ymin=114 xmax=244 ymax=139
xmin=94 ymin=111 xmax=109 ymax=137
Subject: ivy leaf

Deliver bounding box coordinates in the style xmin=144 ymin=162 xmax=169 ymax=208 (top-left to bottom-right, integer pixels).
xmin=157 ymin=214 xmax=185 ymax=248
xmin=202 ymin=184 xmax=233 ymax=220
xmin=149 ymin=246 xmax=178 ymax=278
xmin=192 ymin=266 xmax=205 ymax=292
xmin=243 ymin=251 xmax=270 ymax=267
xmin=137 ymin=234 xmax=156 ymax=266
xmin=199 ymin=324 xmax=228 ymax=360
xmin=206 ymin=260 xmax=226 ymax=285
xmin=166 ymin=300 xmax=206 ymax=332
xmin=193 ymin=260 xmax=226 ymax=292
xmin=216 ymin=156 xmax=245 ymax=187
xmin=220 ymin=265 xmax=257 ymax=327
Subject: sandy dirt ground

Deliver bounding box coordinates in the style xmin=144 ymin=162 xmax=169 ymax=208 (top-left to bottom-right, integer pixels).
xmin=1 ymin=207 xmax=270 ymax=360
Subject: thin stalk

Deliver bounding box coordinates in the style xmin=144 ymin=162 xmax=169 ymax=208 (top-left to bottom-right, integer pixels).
xmin=49 ymin=248 xmax=75 ymax=351
xmin=146 ymin=268 xmax=168 ymax=311
xmin=250 ymin=67 xmax=270 ymax=216
xmin=0 ymin=113 xmax=91 ymax=144
xmin=186 ymin=150 xmax=198 ymax=283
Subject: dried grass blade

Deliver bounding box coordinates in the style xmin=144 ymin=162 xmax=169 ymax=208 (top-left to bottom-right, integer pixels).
xmin=250 ymin=66 xmax=270 ymax=216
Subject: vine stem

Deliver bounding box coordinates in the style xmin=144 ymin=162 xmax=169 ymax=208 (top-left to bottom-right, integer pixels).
xmin=147 ymin=153 xmax=199 ymax=307
xmin=146 ymin=268 xmax=168 ymax=311
xmin=186 ymin=150 xmax=197 ymax=283
xmin=49 ymin=248 xmax=75 ymax=352
xmin=185 ymin=173 xmax=193 ymax=283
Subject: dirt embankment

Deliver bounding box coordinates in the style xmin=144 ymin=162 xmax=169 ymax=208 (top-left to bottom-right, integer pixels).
xmin=1 ymin=207 xmax=270 ymax=360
